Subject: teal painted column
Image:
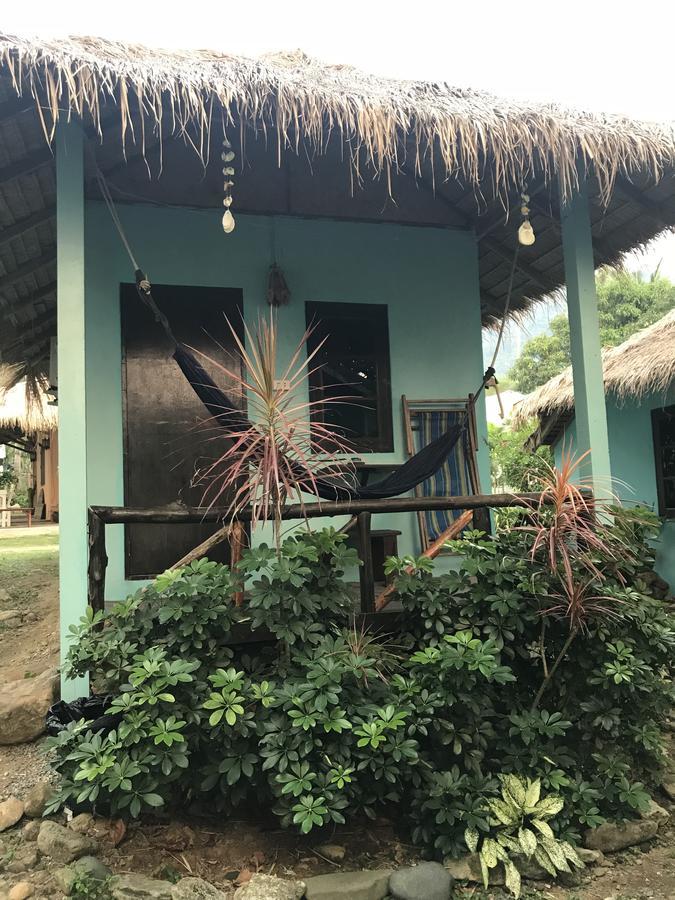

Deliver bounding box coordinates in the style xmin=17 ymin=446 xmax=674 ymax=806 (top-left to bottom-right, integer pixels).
xmin=559 ymin=181 xmax=612 ymax=496
xmin=57 ymin=121 xmax=89 ymax=700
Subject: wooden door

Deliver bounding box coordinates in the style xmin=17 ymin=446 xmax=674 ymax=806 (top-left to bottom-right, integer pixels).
xmin=121 ymin=284 xmax=243 ymax=578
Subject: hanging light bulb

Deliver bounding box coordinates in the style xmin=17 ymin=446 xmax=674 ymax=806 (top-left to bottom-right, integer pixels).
xmin=518 ymin=218 xmax=535 ymax=246
xmin=222 ymin=209 xmax=235 ymax=233
xmin=517 ymin=192 xmax=535 ymax=246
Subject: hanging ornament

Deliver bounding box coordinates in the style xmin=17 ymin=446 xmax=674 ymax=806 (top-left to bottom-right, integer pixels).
xmin=221 ymin=135 xmax=236 ymax=234
xmin=517 ymin=190 xmax=535 ymax=246
xmin=267 ymin=263 xmax=291 ymax=307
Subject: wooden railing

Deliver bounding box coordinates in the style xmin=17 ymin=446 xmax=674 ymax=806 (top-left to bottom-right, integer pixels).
xmin=87 ymin=492 xmax=565 ymax=615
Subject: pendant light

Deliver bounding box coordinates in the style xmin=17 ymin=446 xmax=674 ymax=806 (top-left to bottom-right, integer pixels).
xmin=221 ymin=134 xmax=236 ymax=234
xmin=517 ymin=190 xmax=535 ymax=246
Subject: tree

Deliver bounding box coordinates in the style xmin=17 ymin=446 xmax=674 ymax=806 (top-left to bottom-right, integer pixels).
xmin=508 ymin=269 xmax=675 ymax=393
xmin=488 ymin=421 xmax=552 ymax=492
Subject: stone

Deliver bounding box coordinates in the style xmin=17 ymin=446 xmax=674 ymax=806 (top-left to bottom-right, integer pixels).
xmin=233 ymin=874 xmax=306 ymax=900
xmin=577 ymin=847 xmax=604 ymax=865
xmin=22 ymin=783 xmax=54 ymax=819
xmin=303 ymin=870 xmax=392 ymax=900
xmin=171 ymin=878 xmax=228 ymax=899
xmin=0 ymin=588 xmax=11 ymax=602
xmin=21 ymin=821 xmax=40 ymax=842
xmin=110 ymin=874 xmax=174 ymax=899
xmin=390 ymin=862 xmax=453 ymax=900
xmin=0 ymin=610 xmax=22 ymax=624
xmin=0 ymin=798 xmax=24 ymax=832
xmin=55 ymin=856 xmax=112 ymax=896
xmin=6 ymin=847 xmax=39 ymax=873
xmin=443 ymin=855 xmax=505 ymax=886
xmin=68 ymin=813 xmax=94 ymax=835
xmin=37 ymin=820 xmax=96 ymax=863
xmin=316 ymin=844 xmax=346 ymax=862
xmin=584 ymin=818 xmax=658 ymax=853
xmin=662 ymin=778 xmax=675 ymax=801
xmin=0 ymin=669 xmax=58 ymax=745
xmin=642 ymin=798 xmax=670 ymax=826
xmin=8 ymin=884 xmax=33 ymax=900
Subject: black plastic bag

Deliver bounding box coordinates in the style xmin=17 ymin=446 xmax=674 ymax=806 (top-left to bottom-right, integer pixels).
xmin=46 ymin=695 xmax=121 ymax=736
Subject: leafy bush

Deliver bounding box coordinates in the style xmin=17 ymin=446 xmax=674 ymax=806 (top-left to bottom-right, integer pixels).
xmin=50 ymin=509 xmax=674 ymax=895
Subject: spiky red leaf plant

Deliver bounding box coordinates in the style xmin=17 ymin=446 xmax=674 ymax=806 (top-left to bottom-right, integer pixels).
xmin=190 ymin=310 xmax=362 ymax=548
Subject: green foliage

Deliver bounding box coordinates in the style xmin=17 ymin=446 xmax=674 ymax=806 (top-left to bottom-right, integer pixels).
xmin=0 ymin=461 xmax=17 ymax=490
xmin=49 ymin=510 xmax=674 ymax=891
xmin=508 ymin=269 xmax=675 ymax=392
xmin=71 ymin=873 xmax=112 ymax=900
xmin=465 ymin=775 xmax=583 ymax=897
xmin=488 ymin=421 xmax=553 ymax=492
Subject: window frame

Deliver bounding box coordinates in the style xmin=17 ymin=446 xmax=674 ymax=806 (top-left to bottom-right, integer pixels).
xmin=305 ymin=301 xmax=394 ymax=453
xmin=651 ymin=403 xmax=675 ymax=519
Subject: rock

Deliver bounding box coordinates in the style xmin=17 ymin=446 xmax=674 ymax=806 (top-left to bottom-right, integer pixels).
xmin=37 ymin=820 xmax=96 ymax=863
xmin=55 ymin=856 xmax=112 ymax=896
xmin=23 ymin=782 xmax=54 ymax=819
xmin=110 ymin=874 xmax=174 ymax=899
xmin=559 ymin=869 xmax=583 ymax=887
xmin=584 ymin=818 xmax=658 ymax=853
xmin=642 ymin=798 xmax=670 ymax=826
xmin=171 ymin=878 xmax=228 ymax=899
xmin=443 ymin=855 xmax=504 ymax=886
xmin=303 ymin=870 xmax=392 ymax=900
xmin=0 ymin=588 xmax=10 ymax=601
xmin=390 ymin=862 xmax=453 ymax=900
xmin=577 ymin=847 xmax=604 ymax=865
xmin=8 ymin=884 xmax=33 ymax=900
xmin=662 ymin=778 xmax=675 ymax=802
xmin=6 ymin=847 xmax=39 ymax=873
xmin=233 ymin=873 xmax=306 ymax=900
xmin=0 ymin=797 xmax=24 ymax=832
xmin=316 ymin=844 xmax=346 ymax=862
xmin=0 ymin=669 xmax=58 ymax=745
xmin=21 ymin=821 xmax=40 ymax=842
xmin=68 ymin=813 xmax=94 ymax=835
xmin=0 ymin=609 xmax=22 ymax=625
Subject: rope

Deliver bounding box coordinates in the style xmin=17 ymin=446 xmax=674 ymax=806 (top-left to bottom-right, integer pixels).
xmin=489 ymin=243 xmax=519 ymax=371
xmin=95 ymin=169 xmax=177 ymax=346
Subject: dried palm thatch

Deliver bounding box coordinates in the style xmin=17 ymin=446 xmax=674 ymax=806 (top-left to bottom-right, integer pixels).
xmin=513 ymin=308 xmax=675 ymax=426
xmin=2 ymin=33 xmax=675 ymax=204
xmin=0 ymin=368 xmax=57 ymax=434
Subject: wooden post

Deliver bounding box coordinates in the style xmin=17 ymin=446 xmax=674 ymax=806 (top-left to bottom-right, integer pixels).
xmin=230 ymin=521 xmax=245 ymax=606
xmin=560 ymin=181 xmax=612 ymax=497
xmin=357 ymin=512 xmax=375 ymax=613
xmin=87 ymin=509 xmax=108 ymax=614
xmin=57 ymin=121 xmax=89 ymax=700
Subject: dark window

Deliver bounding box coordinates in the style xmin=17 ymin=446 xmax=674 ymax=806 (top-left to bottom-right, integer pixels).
xmin=306 ymin=302 xmax=393 ymax=453
xmin=652 ymin=403 xmax=675 ymax=518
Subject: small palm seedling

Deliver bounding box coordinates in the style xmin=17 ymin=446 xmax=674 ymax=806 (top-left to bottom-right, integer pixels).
xmin=465 ymin=774 xmax=583 ymax=897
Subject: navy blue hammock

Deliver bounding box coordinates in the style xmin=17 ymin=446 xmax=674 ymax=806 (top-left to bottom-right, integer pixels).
xmin=134 ymin=269 xmax=495 ymax=505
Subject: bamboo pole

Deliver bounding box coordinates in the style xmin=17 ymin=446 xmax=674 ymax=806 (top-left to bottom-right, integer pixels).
xmin=374 ymin=509 xmax=474 ymax=611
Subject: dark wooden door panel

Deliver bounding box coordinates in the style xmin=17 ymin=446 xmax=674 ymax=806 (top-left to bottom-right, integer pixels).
xmin=121 ymin=284 xmax=243 ymax=578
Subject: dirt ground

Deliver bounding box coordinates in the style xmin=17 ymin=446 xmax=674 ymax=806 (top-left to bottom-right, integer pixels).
xmin=1 ymin=528 xmax=675 ymax=899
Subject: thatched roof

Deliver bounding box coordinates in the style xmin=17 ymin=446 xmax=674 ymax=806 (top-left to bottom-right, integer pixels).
xmin=513 ymin=309 xmax=675 ymax=433
xmin=0 ymin=371 xmax=57 ymax=433
xmin=2 ymin=33 xmax=675 ymax=204
xmin=2 ymin=32 xmax=675 ymax=384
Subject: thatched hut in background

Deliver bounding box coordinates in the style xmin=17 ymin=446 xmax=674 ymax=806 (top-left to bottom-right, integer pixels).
xmin=514 ymin=309 xmax=675 ymax=588
xmin=0 ymin=374 xmax=58 ymax=524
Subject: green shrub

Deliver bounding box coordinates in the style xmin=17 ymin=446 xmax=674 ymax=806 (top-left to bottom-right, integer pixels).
xmin=49 ymin=510 xmax=674 ymax=896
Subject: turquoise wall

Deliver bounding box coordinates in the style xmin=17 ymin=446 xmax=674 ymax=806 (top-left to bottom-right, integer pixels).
xmin=554 ymin=389 xmax=675 ymax=590
xmin=83 ymin=203 xmax=489 ymax=601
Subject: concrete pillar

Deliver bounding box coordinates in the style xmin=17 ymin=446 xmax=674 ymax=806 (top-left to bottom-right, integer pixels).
xmin=56 ymin=121 xmax=89 ymax=700
xmin=560 ymin=181 xmax=612 ymax=497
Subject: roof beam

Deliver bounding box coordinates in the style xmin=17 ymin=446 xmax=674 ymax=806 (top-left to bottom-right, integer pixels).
xmin=0 ymin=148 xmax=53 ymax=185
xmin=0 ymin=250 xmax=56 ymax=292
xmin=0 ymin=281 xmax=57 ymax=319
xmin=614 ymin=177 xmax=675 ymax=226
xmin=0 ymin=207 xmax=55 ymax=246
xmin=528 ymin=195 xmax=615 ymax=263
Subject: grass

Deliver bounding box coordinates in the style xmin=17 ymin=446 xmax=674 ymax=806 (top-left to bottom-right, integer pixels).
xmin=0 ymin=531 xmax=58 ymax=600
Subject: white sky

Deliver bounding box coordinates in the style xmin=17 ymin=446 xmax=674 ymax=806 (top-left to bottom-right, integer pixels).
xmin=4 ymin=0 xmax=675 ymax=276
